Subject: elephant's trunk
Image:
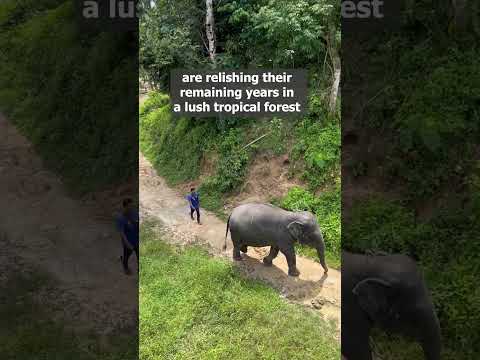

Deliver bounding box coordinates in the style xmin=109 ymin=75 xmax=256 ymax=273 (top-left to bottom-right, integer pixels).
xmin=316 ymin=238 xmax=328 ymax=273
xmin=419 ymin=309 xmax=442 ymax=360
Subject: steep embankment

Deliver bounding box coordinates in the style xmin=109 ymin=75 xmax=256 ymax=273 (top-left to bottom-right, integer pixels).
xmin=139 ymin=153 xmax=341 ymax=328
xmin=0 ymin=1 xmax=137 ymax=193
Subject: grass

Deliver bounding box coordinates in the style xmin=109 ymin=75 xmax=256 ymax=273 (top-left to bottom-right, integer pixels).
xmin=140 ymin=221 xmax=340 ymax=360
xmin=1 ymin=269 xmax=137 ymax=360
xmin=370 ymin=331 xmax=464 ymax=360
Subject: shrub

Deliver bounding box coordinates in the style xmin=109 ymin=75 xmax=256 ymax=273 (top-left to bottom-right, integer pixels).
xmin=292 ymin=119 xmax=340 ymax=189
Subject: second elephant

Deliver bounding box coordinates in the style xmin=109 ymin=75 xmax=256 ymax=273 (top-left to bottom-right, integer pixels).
xmin=342 ymin=251 xmax=441 ymax=360
xmin=224 ymin=203 xmax=328 ymax=276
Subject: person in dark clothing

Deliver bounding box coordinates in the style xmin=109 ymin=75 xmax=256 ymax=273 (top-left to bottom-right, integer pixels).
xmin=116 ymin=198 xmax=139 ymax=275
xmin=186 ymin=187 xmax=201 ymax=224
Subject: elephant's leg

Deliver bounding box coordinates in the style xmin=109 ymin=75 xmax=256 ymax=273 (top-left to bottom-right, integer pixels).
xmin=231 ymin=232 xmax=243 ymax=261
xmin=342 ymin=329 xmax=372 ymax=360
xmin=232 ymin=246 xmax=242 ymax=261
xmin=281 ymin=246 xmax=300 ymax=277
xmin=263 ymin=246 xmax=279 ymax=266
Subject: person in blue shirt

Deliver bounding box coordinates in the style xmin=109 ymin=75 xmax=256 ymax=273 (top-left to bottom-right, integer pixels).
xmin=186 ymin=187 xmax=201 ymax=224
xmin=116 ymin=198 xmax=139 ymax=275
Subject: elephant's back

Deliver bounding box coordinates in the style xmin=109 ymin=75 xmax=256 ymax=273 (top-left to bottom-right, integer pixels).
xmin=342 ymin=251 xmax=422 ymax=285
xmin=231 ymin=203 xmax=286 ymax=220
xmin=230 ymin=203 xmax=288 ymax=232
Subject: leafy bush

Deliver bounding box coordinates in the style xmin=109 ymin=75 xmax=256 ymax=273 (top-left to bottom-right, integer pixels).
xmin=385 ymin=48 xmax=480 ymax=201
xmin=139 ymin=0 xmax=206 ymax=88
xmin=140 ymin=100 xmax=217 ymax=185
xmin=342 ymin=198 xmax=416 ymax=254
xmin=204 ymin=128 xmax=249 ymax=193
xmin=0 ymin=1 xmax=137 ymax=193
xmin=292 ymin=119 xmax=340 ymax=189
xmin=217 ymin=0 xmax=335 ymax=69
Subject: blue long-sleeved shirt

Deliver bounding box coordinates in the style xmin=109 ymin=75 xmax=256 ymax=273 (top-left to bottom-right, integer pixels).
xmin=116 ymin=210 xmax=139 ymax=246
xmin=186 ymin=192 xmax=200 ymax=209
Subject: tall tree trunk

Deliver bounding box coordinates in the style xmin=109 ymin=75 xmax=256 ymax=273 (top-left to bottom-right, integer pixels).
xmin=327 ymin=28 xmax=340 ymax=115
xmin=205 ymin=0 xmax=216 ymax=63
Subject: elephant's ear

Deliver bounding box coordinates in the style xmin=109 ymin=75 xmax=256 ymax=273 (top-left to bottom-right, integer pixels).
xmin=287 ymin=221 xmax=305 ymax=240
xmin=353 ymin=278 xmax=392 ymax=323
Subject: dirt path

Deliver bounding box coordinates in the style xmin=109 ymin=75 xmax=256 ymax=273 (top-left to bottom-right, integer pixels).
xmin=0 ymin=114 xmax=137 ymax=334
xmin=139 ymin=153 xmax=341 ymax=329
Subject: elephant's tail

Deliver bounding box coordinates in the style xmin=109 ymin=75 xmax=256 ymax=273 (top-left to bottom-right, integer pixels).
xmin=223 ymin=214 xmax=231 ymax=251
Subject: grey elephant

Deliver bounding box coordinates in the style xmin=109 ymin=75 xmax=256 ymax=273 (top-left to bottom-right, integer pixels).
xmin=342 ymin=251 xmax=441 ymax=360
xmin=223 ymin=203 xmax=328 ymax=276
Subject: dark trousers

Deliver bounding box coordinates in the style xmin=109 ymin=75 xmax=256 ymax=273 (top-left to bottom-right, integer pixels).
xmin=190 ymin=207 xmax=200 ymax=223
xmin=122 ymin=243 xmax=139 ymax=271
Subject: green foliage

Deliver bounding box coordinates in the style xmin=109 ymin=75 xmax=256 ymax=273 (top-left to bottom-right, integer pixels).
xmin=140 ymin=0 xmax=340 ymax=104
xmin=0 ymin=0 xmax=63 ymax=30
xmin=217 ymin=0 xmax=338 ymax=68
xmin=140 ymin=0 xmax=206 ymax=88
xmin=386 ymin=48 xmax=480 ymax=200
xmin=199 ymin=128 xmax=250 ymax=214
xmin=256 ymin=118 xmax=289 ymax=155
xmin=140 ymin=222 xmax=340 ymax=359
xmin=342 ymin=198 xmax=416 ymax=254
xmin=203 ymin=128 xmax=249 ymax=193
xmin=293 ymin=119 xmax=340 ymax=189
xmin=140 ymin=91 xmax=170 ymax=115
xmin=140 ymin=104 xmax=217 ymax=184
xmin=281 ymin=185 xmax=340 ymax=267
xmin=0 ymin=1 xmax=137 ymax=193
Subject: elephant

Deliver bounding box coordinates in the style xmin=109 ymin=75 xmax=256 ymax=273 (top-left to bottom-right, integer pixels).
xmin=223 ymin=203 xmax=328 ymax=276
xmin=342 ymin=251 xmax=441 ymax=360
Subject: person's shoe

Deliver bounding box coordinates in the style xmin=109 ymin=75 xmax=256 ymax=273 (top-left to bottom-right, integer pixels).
xmin=198 ymin=222 xmax=202 ymax=225
xmin=124 ymin=268 xmax=132 ymax=275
